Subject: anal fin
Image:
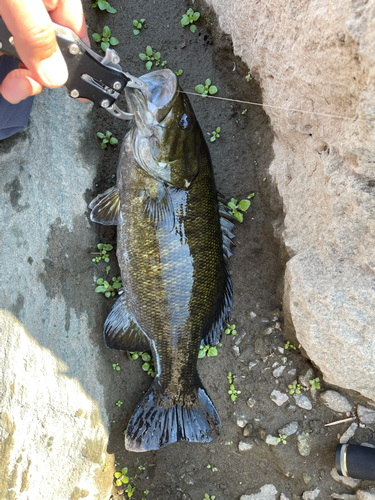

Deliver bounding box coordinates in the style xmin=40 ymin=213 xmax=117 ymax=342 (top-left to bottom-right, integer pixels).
xmin=104 ymin=293 xmax=150 ymax=352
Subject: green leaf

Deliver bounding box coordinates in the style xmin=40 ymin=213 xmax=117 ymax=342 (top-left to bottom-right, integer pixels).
xmin=231 ymin=394 xmax=236 ymax=401
xmin=98 ymin=0 xmax=108 ymax=10
xmin=92 ymin=2 xmax=98 ymax=7
xmin=205 ymin=78 xmax=211 ymax=86
xmin=95 ymin=286 xmax=105 ymax=293
xmin=154 ymin=52 xmax=160 ymax=60
xmin=208 ymin=347 xmax=218 ymax=356
xmin=193 ymin=12 xmax=200 ymax=21
xmin=112 ymin=282 xmax=121 ymax=289
xmin=103 ymin=25 xmax=111 ymax=38
xmin=181 ymin=16 xmax=189 ymax=27
xmin=110 ymin=137 xmax=118 ymax=145
xmin=133 ymin=29 xmax=140 ymax=35
xmin=92 ymin=33 xmax=101 ymax=42
xmin=110 ymin=37 xmax=119 ymax=46
xmin=195 ymin=84 xmax=205 ymax=94
xmin=142 ymin=362 xmax=150 ymax=371
xmin=106 ymin=5 xmax=117 ymax=13
xmin=227 ymin=201 xmax=236 ymax=209
xmin=101 ymin=41 xmax=110 ymax=52
xmin=114 ymin=472 xmax=121 ymax=478
xmin=216 ymin=127 xmax=221 ymax=133
xmin=140 ymin=19 xmax=145 ymax=23
xmin=210 ymin=136 xmax=216 ymax=142
xmin=209 ymin=85 xmax=218 ymax=94
xmin=105 ymin=291 xmax=111 ymax=298
xmin=142 ymin=352 xmax=151 ymax=362
xmin=234 ymin=212 xmax=243 ymax=223
xmin=97 ymin=278 xmax=104 ymax=284
xmin=97 ymin=132 xmax=105 ymax=139
xmin=146 ymin=61 xmax=152 ymax=71
xmin=238 ymin=199 xmax=251 ymax=212
xmin=131 ymin=353 xmax=139 ymax=360
xmin=198 ymin=349 xmax=206 ymax=358
xmin=101 ymin=142 xmax=107 ymax=149
xmin=133 ymin=20 xmax=139 ymax=26
xmin=190 ymin=24 xmax=197 ymax=33
xmin=146 ymin=45 xmax=153 ymax=56
xmin=139 ymin=53 xmax=147 ymax=61
xmin=187 ymin=8 xmax=194 ymax=15
xmin=105 ymin=131 xmax=112 ymax=137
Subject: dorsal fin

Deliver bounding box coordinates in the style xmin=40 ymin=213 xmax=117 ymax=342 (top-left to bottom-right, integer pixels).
xmin=89 ymin=186 xmax=123 ymax=226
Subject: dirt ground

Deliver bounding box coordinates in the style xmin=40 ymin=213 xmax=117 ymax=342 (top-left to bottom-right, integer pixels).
xmin=83 ymin=1 xmax=375 ymax=499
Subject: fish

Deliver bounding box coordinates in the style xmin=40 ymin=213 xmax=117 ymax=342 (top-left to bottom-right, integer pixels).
xmin=89 ymin=69 xmax=235 ymax=452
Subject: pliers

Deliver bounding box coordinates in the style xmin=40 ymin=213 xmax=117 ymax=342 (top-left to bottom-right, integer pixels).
xmin=0 ymin=17 xmax=149 ymax=120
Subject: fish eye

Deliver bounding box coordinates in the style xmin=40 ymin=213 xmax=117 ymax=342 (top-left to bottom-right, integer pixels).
xmin=178 ymin=114 xmax=192 ymax=130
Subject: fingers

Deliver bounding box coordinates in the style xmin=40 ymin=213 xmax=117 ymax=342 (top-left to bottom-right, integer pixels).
xmin=0 ymin=0 xmax=87 ymax=103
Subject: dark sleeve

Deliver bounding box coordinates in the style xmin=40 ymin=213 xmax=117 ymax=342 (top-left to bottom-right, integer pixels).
xmin=0 ymin=55 xmax=34 ymax=140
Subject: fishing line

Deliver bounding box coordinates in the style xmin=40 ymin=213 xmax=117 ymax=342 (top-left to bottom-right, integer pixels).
xmin=179 ymin=90 xmax=372 ymax=124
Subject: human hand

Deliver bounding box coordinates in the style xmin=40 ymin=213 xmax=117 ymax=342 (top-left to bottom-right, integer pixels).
xmin=0 ymin=0 xmax=88 ymax=104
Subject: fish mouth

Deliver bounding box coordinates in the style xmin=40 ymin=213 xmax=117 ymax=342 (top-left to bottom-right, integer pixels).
xmin=126 ymin=69 xmax=178 ymax=124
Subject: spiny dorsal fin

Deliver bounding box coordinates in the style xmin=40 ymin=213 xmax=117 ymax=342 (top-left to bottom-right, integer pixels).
xmin=104 ymin=293 xmax=150 ymax=352
xmin=89 ymin=186 xmax=123 ymax=226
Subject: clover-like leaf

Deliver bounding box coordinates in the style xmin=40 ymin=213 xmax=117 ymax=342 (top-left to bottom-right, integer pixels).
xmin=193 ymin=12 xmax=200 ymax=21
xmin=208 ymin=85 xmax=218 ymax=95
xmin=106 ymin=5 xmax=117 ymax=13
xmin=238 ymin=199 xmax=251 ymax=212
xmin=98 ymin=0 xmax=108 ymax=10
xmin=195 ymin=84 xmax=205 ymax=94
xmin=146 ymin=61 xmax=152 ymax=71
xmin=110 ymin=37 xmax=119 ymax=46
xmin=190 ymin=25 xmax=197 ymax=33
xmin=234 ymin=212 xmax=243 ymax=223
xmin=101 ymin=41 xmax=110 ymax=52
xmin=92 ymin=33 xmax=101 ymax=42
xmin=146 ymin=45 xmax=153 ymax=56
xmin=103 ymin=25 xmax=111 ymax=38
xmin=110 ymin=137 xmax=118 ymax=145
xmin=205 ymin=78 xmax=211 ymax=87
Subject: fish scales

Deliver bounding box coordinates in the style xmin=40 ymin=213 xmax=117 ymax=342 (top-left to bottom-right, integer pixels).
xmin=89 ymin=69 xmax=234 ymax=451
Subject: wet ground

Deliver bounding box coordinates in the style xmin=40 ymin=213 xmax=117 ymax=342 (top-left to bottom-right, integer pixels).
xmin=84 ymin=1 xmax=374 ymax=499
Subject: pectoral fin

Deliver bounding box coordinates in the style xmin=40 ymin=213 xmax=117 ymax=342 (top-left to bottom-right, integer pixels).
xmin=142 ymin=180 xmax=174 ymax=231
xmin=104 ymin=293 xmax=150 ymax=352
xmin=89 ymin=186 xmax=123 ymax=226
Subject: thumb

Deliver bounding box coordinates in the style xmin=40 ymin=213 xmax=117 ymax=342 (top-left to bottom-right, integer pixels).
xmin=0 ymin=0 xmax=68 ymax=88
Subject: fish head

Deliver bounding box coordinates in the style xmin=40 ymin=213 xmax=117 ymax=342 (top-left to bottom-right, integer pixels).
xmin=125 ymin=69 xmax=202 ymax=189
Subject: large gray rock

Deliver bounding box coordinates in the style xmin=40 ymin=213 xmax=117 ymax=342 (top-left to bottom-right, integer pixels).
xmin=240 ymin=484 xmax=278 ymax=500
xmin=0 ymin=89 xmax=114 ymax=498
xmin=203 ymin=0 xmax=375 ymax=399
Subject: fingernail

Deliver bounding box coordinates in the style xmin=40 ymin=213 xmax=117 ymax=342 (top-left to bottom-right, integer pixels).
xmin=39 ymin=50 xmax=68 ymax=87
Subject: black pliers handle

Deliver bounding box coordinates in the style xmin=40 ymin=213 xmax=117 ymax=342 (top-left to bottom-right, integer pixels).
xmin=0 ymin=17 xmax=146 ymax=120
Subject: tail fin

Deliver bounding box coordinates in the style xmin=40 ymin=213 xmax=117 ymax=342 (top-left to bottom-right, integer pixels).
xmin=125 ymin=380 xmax=221 ymax=452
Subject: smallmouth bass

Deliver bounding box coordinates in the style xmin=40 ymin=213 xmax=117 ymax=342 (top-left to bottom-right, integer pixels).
xmin=89 ymin=69 xmax=234 ymax=451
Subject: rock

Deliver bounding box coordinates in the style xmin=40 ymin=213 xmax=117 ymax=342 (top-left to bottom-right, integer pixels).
xmin=302 ymin=490 xmax=320 ymax=500
xmin=237 ymin=417 xmax=248 ymax=428
xmin=331 ymin=494 xmax=357 ymax=500
xmin=270 ymin=390 xmax=289 ymax=406
xmin=247 ymin=397 xmax=256 ymax=408
xmin=264 ymin=327 xmax=273 ymax=335
xmin=302 ymin=473 xmax=312 ymax=484
xmin=278 ymin=421 xmax=298 ymax=437
xmin=238 ymin=440 xmax=254 ymax=453
xmin=361 ymin=443 xmax=375 ymax=449
xmin=340 ymin=423 xmax=358 ymax=443
xmin=299 ymin=368 xmax=315 ymax=389
xmin=280 ymin=495 xmax=291 ymax=500
xmin=243 ymin=423 xmax=253 ymax=437
xmin=249 ymin=312 xmax=257 ymax=319
xmin=206 ymin=0 xmax=375 ymax=402
xmin=240 ymin=484 xmax=278 ymax=500
xmin=278 ymin=346 xmax=285 ymax=354
xmin=330 ymin=468 xmax=360 ymax=488
xmin=249 ymin=361 xmax=258 ymax=370
xmin=288 ymin=369 xmax=297 ymax=377
xmin=356 ymin=491 xmax=375 ymax=500
xmin=357 ymin=406 xmax=375 ymax=424
xmin=297 ymin=432 xmax=311 ymax=456
xmin=0 ymin=90 xmax=114 ymax=499
xmin=266 ymin=435 xmax=279 ymax=446
xmin=233 ymin=345 xmax=241 ymax=356
xmin=294 ymin=393 xmax=313 ymax=410
xmin=320 ymin=391 xmax=352 ymax=413
xmin=273 ymin=366 xmax=286 ymax=378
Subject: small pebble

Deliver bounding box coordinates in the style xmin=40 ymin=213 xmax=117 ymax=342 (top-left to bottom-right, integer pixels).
xmin=331 ymin=494 xmax=357 ymax=500
xmin=299 ymin=368 xmax=315 ymax=389
xmin=265 ymin=435 xmax=279 ymax=446
xmin=247 ymin=397 xmax=256 ymax=408
xmin=264 ymin=327 xmax=273 ymax=335
xmin=302 ymin=489 xmax=320 ymax=500
xmin=273 ymin=365 xmax=286 ymax=378
xmin=320 ymin=391 xmax=352 ymax=413
xmin=280 ymin=494 xmax=291 ymax=500
xmin=249 ymin=361 xmax=258 ymax=370
xmin=356 ymin=490 xmax=375 ymax=500
xmin=237 ymin=417 xmax=248 ymax=428
xmin=340 ymin=423 xmax=358 ymax=443
xmin=281 ymin=357 xmax=287 ymax=364
xmin=357 ymin=405 xmax=375 ymax=424
xmin=261 ymin=318 xmax=270 ymax=323
xmin=238 ymin=440 xmax=253 ymax=453
xmin=294 ymin=393 xmax=313 ymax=410
xmin=249 ymin=311 xmax=257 ymax=318
xmin=233 ymin=345 xmax=240 ymax=356
xmin=278 ymin=347 xmax=284 ymax=354
xmin=275 ymin=322 xmax=281 ymax=329
xmin=302 ymin=473 xmax=312 ymax=484
xmin=361 ymin=443 xmax=375 ymax=449
xmin=297 ymin=431 xmax=311 ymax=456
xmin=272 ymin=316 xmax=279 ymax=322
xmin=270 ymin=390 xmax=289 ymax=406
xmin=279 ymin=421 xmax=298 ymax=437
xmin=240 ymin=484 xmax=278 ymax=500
xmin=330 ymin=468 xmax=360 ymax=488
xmin=243 ymin=423 xmax=253 ymax=437
xmin=288 ymin=368 xmax=297 ymax=377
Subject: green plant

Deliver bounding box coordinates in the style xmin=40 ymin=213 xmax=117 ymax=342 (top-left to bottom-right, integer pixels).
xmin=198 ymin=343 xmax=221 ymax=358
xmin=309 ymin=377 xmax=320 ymax=390
xmin=142 ymin=491 xmax=150 ymax=500
xmin=241 ymin=109 xmax=248 ymax=115
xmin=227 ymin=372 xmax=241 ymax=402
xmin=112 ymin=363 xmax=120 ymax=371
xmin=276 ymin=433 xmax=287 ymax=445
xmin=114 ymin=467 xmax=129 ymax=486
xmin=95 ymin=276 xmax=122 ymax=298
xmin=133 ymin=18 xmax=146 ymax=35
xmin=245 ymin=73 xmax=251 ymax=82
xmin=116 ymin=400 xmax=123 ymax=407
xmin=92 ymin=26 xmax=119 ymax=53
xmin=285 ymin=340 xmax=296 ymax=350
xmin=195 ymin=78 xmax=217 ymax=97
xmin=288 ymin=382 xmax=302 ymax=395
xmin=175 ymin=69 xmax=183 ymax=76
xmin=225 ymin=324 xmax=237 ymax=336
xmin=227 ymin=193 xmax=254 ymax=223
xmin=139 ymin=46 xmax=166 ymax=71
xmin=92 ymin=0 xmax=116 ymax=13
xmin=203 ymin=494 xmax=215 ymax=500
xmin=124 ymin=484 xmax=135 ymax=498
xmin=138 ymin=465 xmax=146 ymax=471
xmin=106 ymin=265 xmax=111 ymax=275
xmin=130 ymin=351 xmax=155 ymax=377
xmin=97 ymin=130 xmax=118 ymax=149
xmin=181 ymin=8 xmax=200 ymax=33
xmin=210 ymin=127 xmax=221 ymax=142
xmin=206 ymin=464 xmax=218 ymax=472
xmin=92 ymin=243 xmax=113 ymax=263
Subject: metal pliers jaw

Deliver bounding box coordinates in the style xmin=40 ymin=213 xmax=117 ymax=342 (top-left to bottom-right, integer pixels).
xmin=0 ymin=18 xmax=150 ymax=120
